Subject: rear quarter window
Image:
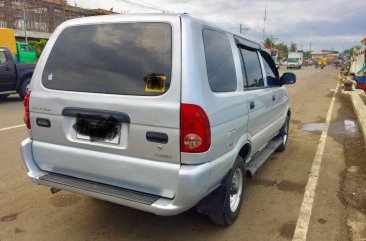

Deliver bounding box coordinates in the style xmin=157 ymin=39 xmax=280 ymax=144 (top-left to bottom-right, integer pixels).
xmin=203 ymin=29 xmax=237 ymax=92
xmin=42 ymin=22 xmax=172 ymax=96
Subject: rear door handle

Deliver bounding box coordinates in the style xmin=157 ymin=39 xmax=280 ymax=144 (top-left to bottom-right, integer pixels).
xmin=272 ymin=95 xmax=276 ymax=101
xmin=146 ymin=132 xmax=168 ymax=144
xmin=250 ymin=102 xmax=255 ymax=110
xmin=62 ymin=107 xmax=130 ymax=123
xmin=5 ymin=66 xmax=10 ymax=71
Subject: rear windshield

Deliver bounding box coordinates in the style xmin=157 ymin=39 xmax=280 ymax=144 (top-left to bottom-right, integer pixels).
xmin=42 ymin=22 xmax=172 ymax=96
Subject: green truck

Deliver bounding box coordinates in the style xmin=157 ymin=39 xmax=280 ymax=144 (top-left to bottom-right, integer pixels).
xmin=0 ymin=28 xmax=37 ymax=64
xmin=14 ymin=41 xmax=37 ymax=64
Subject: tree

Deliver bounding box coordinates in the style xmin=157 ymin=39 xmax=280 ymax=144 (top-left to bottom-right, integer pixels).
xmin=303 ymin=51 xmax=312 ymax=60
xmin=290 ymin=42 xmax=297 ymax=52
xmin=28 ymin=39 xmax=48 ymax=56
xmin=264 ymin=37 xmax=274 ymax=48
xmin=274 ymin=42 xmax=288 ymax=52
xmin=273 ymin=42 xmax=288 ymax=59
xmin=343 ymin=48 xmax=353 ymax=56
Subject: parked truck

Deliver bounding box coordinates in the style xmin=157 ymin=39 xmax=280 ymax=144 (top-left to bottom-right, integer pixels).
xmin=0 ymin=47 xmax=35 ymax=100
xmin=287 ymin=52 xmax=303 ymax=69
xmin=0 ymin=28 xmax=37 ymax=64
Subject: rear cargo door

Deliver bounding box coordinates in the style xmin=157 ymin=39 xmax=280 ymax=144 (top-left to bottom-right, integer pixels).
xmin=29 ymin=17 xmax=181 ymax=198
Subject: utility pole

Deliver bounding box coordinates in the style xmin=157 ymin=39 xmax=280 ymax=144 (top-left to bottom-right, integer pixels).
xmin=239 ymin=24 xmax=250 ymax=34
xmin=270 ymin=35 xmax=278 ymax=49
xmin=309 ymin=41 xmax=312 ymax=52
xmin=22 ymin=0 xmax=28 ymax=43
xmin=262 ymin=4 xmax=267 ymax=41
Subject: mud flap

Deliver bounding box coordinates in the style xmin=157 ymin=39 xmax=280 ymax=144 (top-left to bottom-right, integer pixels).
xmin=196 ymin=170 xmax=231 ymax=217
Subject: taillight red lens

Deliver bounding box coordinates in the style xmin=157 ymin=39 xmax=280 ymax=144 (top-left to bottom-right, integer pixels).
xmin=180 ymin=104 xmax=211 ymax=153
xmin=23 ymin=92 xmax=31 ymax=129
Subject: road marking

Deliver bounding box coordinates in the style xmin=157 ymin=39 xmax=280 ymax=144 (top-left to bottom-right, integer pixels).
xmin=292 ymin=81 xmax=340 ymax=241
xmin=0 ymin=124 xmax=26 ymax=132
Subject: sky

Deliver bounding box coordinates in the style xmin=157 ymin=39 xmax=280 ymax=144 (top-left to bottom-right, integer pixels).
xmin=68 ymin=0 xmax=366 ymax=52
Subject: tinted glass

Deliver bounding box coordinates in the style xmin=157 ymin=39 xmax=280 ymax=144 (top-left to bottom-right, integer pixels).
xmin=261 ymin=51 xmax=279 ymax=86
xmin=42 ymin=23 xmax=172 ymax=96
xmin=0 ymin=51 xmax=6 ymax=64
xmin=238 ymin=49 xmax=248 ymax=88
xmin=203 ymin=29 xmax=237 ymax=92
xmin=240 ymin=48 xmax=264 ymax=88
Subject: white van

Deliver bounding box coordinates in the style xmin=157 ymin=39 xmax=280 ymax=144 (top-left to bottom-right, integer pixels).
xmin=287 ymin=52 xmax=304 ymax=69
xmin=21 ymin=13 xmax=296 ymax=225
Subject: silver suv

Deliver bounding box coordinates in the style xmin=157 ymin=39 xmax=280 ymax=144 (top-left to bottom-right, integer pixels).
xmin=21 ymin=13 xmax=295 ymax=226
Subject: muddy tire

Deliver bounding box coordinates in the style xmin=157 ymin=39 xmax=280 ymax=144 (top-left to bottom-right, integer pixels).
xmin=209 ymin=156 xmax=245 ymax=226
xmin=276 ymin=116 xmax=290 ymax=152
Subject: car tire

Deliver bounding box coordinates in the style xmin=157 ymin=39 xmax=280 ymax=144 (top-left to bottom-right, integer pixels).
xmin=18 ymin=77 xmax=31 ymax=100
xmin=0 ymin=94 xmax=9 ymax=101
xmin=209 ymin=156 xmax=245 ymax=226
xmin=276 ymin=116 xmax=290 ymax=152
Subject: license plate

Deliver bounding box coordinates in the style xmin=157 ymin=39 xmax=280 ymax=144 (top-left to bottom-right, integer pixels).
xmin=75 ymin=118 xmax=121 ymax=144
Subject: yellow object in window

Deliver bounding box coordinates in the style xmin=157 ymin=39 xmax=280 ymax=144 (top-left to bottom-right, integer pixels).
xmin=145 ymin=74 xmax=166 ymax=93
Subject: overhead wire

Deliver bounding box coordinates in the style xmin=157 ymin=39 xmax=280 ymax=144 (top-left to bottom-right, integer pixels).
xmin=115 ymin=0 xmax=169 ymax=13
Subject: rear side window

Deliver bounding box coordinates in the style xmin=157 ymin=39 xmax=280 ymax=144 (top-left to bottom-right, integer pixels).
xmin=240 ymin=48 xmax=264 ymax=89
xmin=203 ymin=29 xmax=237 ymax=92
xmin=21 ymin=45 xmax=32 ymax=52
xmin=42 ymin=23 xmax=172 ymax=96
xmin=0 ymin=51 xmax=6 ymax=64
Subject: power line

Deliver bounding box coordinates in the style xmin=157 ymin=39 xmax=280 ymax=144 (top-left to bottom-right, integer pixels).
xmin=115 ymin=0 xmax=169 ymax=13
xmin=133 ymin=0 xmax=168 ymax=12
xmin=227 ymin=24 xmax=250 ymax=34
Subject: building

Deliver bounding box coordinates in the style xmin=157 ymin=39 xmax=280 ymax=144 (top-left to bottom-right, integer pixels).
xmin=0 ymin=0 xmax=117 ymax=40
xmin=311 ymin=51 xmax=331 ymax=60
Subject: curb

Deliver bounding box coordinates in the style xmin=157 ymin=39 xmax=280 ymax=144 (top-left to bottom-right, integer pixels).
xmin=341 ymin=89 xmax=366 ymax=151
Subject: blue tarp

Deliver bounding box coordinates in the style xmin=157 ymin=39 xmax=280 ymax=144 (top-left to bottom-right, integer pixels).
xmin=355 ymin=75 xmax=366 ymax=84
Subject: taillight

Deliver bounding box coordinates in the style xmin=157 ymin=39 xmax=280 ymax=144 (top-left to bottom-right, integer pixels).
xmin=23 ymin=92 xmax=31 ymax=129
xmin=180 ymin=104 xmax=211 ymax=153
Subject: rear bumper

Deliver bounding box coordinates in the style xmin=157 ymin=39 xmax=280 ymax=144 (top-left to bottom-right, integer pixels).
xmin=20 ymin=138 xmax=216 ymax=216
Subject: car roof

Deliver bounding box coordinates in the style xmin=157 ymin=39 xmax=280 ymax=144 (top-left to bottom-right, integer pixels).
xmin=58 ymin=13 xmax=263 ymax=49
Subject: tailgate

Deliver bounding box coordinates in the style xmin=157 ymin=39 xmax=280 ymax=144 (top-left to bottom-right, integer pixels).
xmin=28 ymin=16 xmax=181 ymax=198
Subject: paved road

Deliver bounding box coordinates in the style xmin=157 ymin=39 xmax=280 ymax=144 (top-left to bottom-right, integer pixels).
xmin=0 ymin=66 xmax=365 ymax=241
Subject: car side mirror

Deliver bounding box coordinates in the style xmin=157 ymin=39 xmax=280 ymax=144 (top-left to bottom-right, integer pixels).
xmin=280 ymin=72 xmax=296 ymax=85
